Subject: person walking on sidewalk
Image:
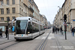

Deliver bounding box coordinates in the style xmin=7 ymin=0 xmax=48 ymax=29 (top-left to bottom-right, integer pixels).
xmin=71 ymin=27 xmax=75 ymax=36
xmin=55 ymin=27 xmax=58 ymax=34
xmin=52 ymin=27 xmax=55 ymax=33
xmin=0 ymin=28 xmax=2 ymax=37
xmin=60 ymin=27 xmax=63 ymax=35
xmin=5 ymin=26 xmax=8 ymax=38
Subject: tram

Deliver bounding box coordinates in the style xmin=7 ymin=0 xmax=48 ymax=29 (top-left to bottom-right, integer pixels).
xmin=12 ymin=17 xmax=45 ymax=40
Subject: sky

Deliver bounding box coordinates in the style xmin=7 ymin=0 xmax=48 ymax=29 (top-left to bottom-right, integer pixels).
xmin=34 ymin=0 xmax=65 ymax=24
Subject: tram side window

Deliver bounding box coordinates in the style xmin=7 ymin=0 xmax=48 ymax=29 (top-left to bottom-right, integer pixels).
xmin=27 ymin=22 xmax=39 ymax=34
xmin=40 ymin=25 xmax=42 ymax=31
xmin=32 ymin=22 xmax=39 ymax=32
xmin=27 ymin=22 xmax=33 ymax=34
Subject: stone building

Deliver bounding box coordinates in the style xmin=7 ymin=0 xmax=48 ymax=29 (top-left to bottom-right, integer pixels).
xmin=0 ymin=0 xmax=48 ymax=31
xmin=54 ymin=8 xmax=63 ymax=28
xmin=43 ymin=15 xmax=48 ymax=28
xmin=0 ymin=0 xmax=38 ymax=31
xmin=54 ymin=0 xmax=75 ymax=32
xmin=40 ymin=14 xmax=44 ymax=24
xmin=33 ymin=1 xmax=40 ymax=21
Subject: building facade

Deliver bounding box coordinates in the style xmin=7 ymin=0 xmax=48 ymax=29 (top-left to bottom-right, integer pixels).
xmin=33 ymin=1 xmax=40 ymax=21
xmin=54 ymin=0 xmax=75 ymax=32
xmin=0 ymin=0 xmax=48 ymax=31
xmin=0 ymin=0 xmax=35 ymax=22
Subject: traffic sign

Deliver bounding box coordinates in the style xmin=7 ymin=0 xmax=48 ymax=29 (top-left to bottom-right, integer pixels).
xmin=73 ymin=19 xmax=75 ymax=21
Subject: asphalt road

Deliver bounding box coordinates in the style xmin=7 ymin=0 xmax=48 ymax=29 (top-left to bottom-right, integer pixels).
xmin=1 ymin=28 xmax=75 ymax=50
xmin=0 ymin=29 xmax=52 ymax=50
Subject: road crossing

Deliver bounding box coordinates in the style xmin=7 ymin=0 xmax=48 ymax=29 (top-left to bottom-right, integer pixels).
xmin=35 ymin=33 xmax=55 ymax=40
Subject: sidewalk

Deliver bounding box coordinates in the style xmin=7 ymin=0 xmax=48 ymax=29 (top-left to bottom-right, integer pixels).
xmin=44 ymin=31 xmax=75 ymax=50
xmin=54 ymin=32 xmax=75 ymax=50
xmin=55 ymin=31 xmax=75 ymax=40
xmin=0 ymin=33 xmax=14 ymax=45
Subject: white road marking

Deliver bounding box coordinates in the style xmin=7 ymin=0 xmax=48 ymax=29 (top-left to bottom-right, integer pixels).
xmin=42 ymin=37 xmax=46 ymax=39
xmin=36 ymin=33 xmax=55 ymax=40
xmin=48 ymin=33 xmax=55 ymax=39
xmin=48 ymin=37 xmax=52 ymax=39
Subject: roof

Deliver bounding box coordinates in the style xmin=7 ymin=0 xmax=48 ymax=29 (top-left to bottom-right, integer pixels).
xmin=16 ymin=17 xmax=31 ymax=20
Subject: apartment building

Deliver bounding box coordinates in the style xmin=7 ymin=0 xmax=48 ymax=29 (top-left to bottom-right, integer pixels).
xmin=43 ymin=15 xmax=48 ymax=28
xmin=54 ymin=0 xmax=75 ymax=32
xmin=39 ymin=14 xmax=45 ymax=27
xmin=0 ymin=0 xmax=48 ymax=31
xmin=54 ymin=14 xmax=58 ymax=27
xmin=54 ymin=8 xmax=63 ymax=28
xmin=0 ymin=0 xmax=35 ymax=21
xmin=0 ymin=0 xmax=19 ymax=21
xmin=0 ymin=0 xmax=38 ymax=31
xmin=33 ymin=1 xmax=40 ymax=21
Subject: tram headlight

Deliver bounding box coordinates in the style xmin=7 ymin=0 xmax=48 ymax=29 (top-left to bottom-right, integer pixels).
xmin=16 ymin=35 xmax=18 ymax=36
xmin=14 ymin=32 xmax=16 ymax=35
xmin=28 ymin=32 xmax=30 ymax=34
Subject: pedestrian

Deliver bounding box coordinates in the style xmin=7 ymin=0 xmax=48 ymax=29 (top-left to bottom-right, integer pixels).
xmin=5 ymin=26 xmax=8 ymax=38
xmin=0 ymin=28 xmax=2 ymax=37
xmin=55 ymin=27 xmax=57 ymax=34
xmin=57 ymin=28 xmax=59 ymax=32
xmin=52 ymin=27 xmax=55 ymax=33
xmin=60 ymin=27 xmax=63 ymax=35
xmin=71 ymin=27 xmax=75 ymax=36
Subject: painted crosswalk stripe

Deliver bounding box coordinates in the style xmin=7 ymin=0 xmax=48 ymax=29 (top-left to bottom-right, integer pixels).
xmin=48 ymin=33 xmax=55 ymax=39
xmin=42 ymin=37 xmax=46 ymax=39
xmin=48 ymin=37 xmax=52 ymax=39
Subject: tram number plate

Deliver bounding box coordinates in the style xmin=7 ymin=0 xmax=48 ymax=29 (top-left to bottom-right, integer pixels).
xmin=21 ymin=34 xmax=23 ymax=37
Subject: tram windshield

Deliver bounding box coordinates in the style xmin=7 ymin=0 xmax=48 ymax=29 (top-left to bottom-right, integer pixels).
xmin=16 ymin=20 xmax=28 ymax=34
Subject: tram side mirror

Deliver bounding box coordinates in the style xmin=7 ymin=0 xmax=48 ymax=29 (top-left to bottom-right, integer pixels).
xmin=29 ymin=18 xmax=30 ymax=20
xmin=28 ymin=22 xmax=31 ymax=25
xmin=14 ymin=19 xmax=16 ymax=21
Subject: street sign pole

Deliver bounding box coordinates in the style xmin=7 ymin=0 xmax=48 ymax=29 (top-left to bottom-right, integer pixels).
xmin=7 ymin=21 xmax=9 ymax=40
xmin=7 ymin=18 xmax=10 ymax=40
xmin=64 ymin=14 xmax=67 ymax=40
xmin=64 ymin=21 xmax=67 ymax=40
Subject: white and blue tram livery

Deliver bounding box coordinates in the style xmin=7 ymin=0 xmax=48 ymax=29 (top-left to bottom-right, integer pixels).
xmin=12 ymin=17 xmax=45 ymax=40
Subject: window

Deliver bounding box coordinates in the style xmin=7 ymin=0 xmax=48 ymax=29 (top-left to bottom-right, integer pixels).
xmin=6 ymin=8 xmax=10 ymax=14
xmin=29 ymin=0 xmax=32 ymax=4
xmin=26 ymin=22 xmax=39 ymax=34
xmin=7 ymin=0 xmax=9 ymax=5
xmin=1 ymin=9 xmax=4 ymax=14
xmin=12 ymin=0 xmax=15 ymax=4
xmin=1 ymin=0 xmax=3 ymax=5
xmin=27 ymin=22 xmax=33 ymax=34
xmin=7 ymin=17 xmax=10 ymax=21
xmin=20 ymin=8 xmax=21 ymax=14
xmin=1 ymin=17 xmax=4 ymax=21
xmin=12 ymin=8 xmax=15 ymax=13
xmin=29 ymin=0 xmax=31 ymax=2
xmin=20 ymin=0 xmax=21 ymax=2
xmin=12 ymin=17 xmax=15 ymax=19
xmin=16 ymin=20 xmax=28 ymax=34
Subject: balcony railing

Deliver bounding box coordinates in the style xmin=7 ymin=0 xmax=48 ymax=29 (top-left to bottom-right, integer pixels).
xmin=28 ymin=7 xmax=34 ymax=13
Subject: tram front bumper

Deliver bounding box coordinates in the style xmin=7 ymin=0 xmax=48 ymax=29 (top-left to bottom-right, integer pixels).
xmin=14 ymin=34 xmax=33 ymax=39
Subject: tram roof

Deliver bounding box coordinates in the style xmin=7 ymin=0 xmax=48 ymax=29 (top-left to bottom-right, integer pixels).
xmin=16 ymin=17 xmax=31 ymax=20
xmin=15 ymin=17 xmax=44 ymax=25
